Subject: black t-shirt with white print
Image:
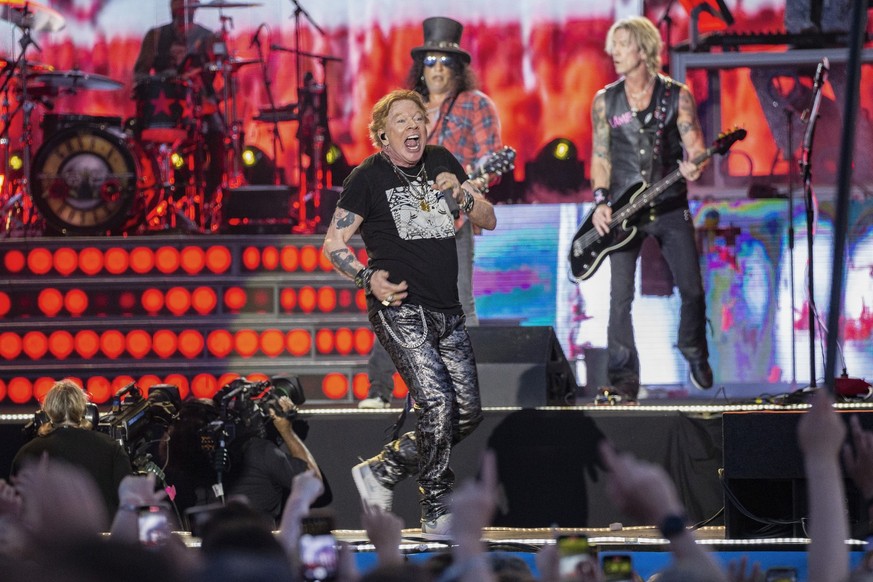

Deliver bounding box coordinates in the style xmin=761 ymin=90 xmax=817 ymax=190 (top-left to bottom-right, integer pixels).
xmin=339 ymin=145 xmax=467 ymax=317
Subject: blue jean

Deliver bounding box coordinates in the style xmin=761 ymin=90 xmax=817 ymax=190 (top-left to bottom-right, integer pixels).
xmin=366 ymin=304 xmax=483 ymax=521
xmin=607 ymin=205 xmax=709 ymax=388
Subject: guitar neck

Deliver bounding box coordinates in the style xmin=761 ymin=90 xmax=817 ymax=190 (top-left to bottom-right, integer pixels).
xmin=609 ymin=147 xmax=713 ymax=227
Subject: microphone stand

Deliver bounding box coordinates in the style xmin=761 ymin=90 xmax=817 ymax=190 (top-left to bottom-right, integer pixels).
xmin=798 ymin=59 xmax=828 ymax=389
xmin=657 ymin=0 xmax=678 ymax=70
xmin=252 ymin=33 xmax=284 ymax=185
xmin=785 ymin=108 xmax=797 ymax=388
xmin=288 ymin=0 xmax=325 ymax=228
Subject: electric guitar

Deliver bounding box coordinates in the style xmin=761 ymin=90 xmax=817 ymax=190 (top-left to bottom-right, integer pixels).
xmin=469 ymin=145 xmax=516 ymax=185
xmin=568 ymin=127 xmax=747 ymax=281
xmin=455 ymin=146 xmax=516 ymax=231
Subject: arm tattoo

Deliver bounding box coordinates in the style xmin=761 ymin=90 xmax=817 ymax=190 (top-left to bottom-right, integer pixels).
xmin=592 ymin=95 xmax=611 ymax=160
xmin=677 ymin=89 xmax=702 ymax=137
xmin=328 ymin=248 xmax=359 ymax=279
xmin=333 ymin=208 xmax=357 ymax=230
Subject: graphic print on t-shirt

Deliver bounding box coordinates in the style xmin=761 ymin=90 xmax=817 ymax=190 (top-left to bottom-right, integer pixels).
xmin=386 ymin=180 xmax=455 ymax=241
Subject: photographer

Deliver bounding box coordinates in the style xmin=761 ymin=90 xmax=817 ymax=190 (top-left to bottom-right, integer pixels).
xmin=11 ymin=379 xmax=133 ymax=521
xmin=218 ymin=379 xmax=330 ymax=526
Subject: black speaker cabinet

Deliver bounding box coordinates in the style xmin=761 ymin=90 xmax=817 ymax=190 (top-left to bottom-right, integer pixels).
xmin=222 ymin=186 xmax=292 ymax=220
xmin=468 ymin=326 xmax=578 ymax=407
xmin=723 ymin=410 xmax=868 ymax=539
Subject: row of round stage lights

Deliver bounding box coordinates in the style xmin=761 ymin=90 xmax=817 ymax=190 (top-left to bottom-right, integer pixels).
xmin=0 ymin=327 xmax=377 ymax=360
xmin=0 ymin=284 xmax=366 ymax=318
xmin=0 ymin=370 xmax=409 ymax=405
xmin=1 ymin=245 xmax=368 ymax=276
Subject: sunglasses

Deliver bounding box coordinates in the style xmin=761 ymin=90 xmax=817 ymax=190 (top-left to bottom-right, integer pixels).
xmin=423 ymin=54 xmax=457 ymax=68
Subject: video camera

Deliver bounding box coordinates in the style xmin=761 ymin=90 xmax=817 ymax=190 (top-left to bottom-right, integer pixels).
xmin=202 ymin=375 xmax=306 ymax=478
xmin=98 ymin=383 xmax=181 ymax=473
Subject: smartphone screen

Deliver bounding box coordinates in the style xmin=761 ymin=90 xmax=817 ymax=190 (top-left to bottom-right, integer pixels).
xmin=558 ymin=534 xmax=596 ymax=577
xmin=602 ymin=554 xmax=634 ymax=582
xmin=299 ymin=512 xmax=338 ymax=582
xmin=138 ymin=506 xmax=169 ymax=547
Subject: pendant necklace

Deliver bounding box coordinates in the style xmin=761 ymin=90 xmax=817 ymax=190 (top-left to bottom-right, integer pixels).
xmin=627 ymin=75 xmax=656 ymax=115
xmin=384 ymin=153 xmax=431 ymax=212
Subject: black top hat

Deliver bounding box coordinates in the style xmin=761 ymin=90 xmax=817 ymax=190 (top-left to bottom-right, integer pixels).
xmin=410 ymin=17 xmax=471 ymax=64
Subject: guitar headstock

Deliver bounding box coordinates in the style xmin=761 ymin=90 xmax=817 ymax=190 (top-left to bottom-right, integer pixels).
xmin=711 ymin=127 xmax=747 ymax=155
xmin=473 ymin=146 xmax=517 ymax=179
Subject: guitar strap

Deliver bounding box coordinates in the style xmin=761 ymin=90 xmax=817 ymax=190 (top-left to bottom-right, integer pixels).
xmin=435 ymin=92 xmax=461 ymax=147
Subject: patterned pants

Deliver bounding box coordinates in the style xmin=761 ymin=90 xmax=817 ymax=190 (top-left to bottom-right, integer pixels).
xmin=367 ymin=304 xmax=483 ymax=521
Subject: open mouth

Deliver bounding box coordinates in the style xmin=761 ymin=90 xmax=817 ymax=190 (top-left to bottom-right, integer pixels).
xmin=404 ymin=134 xmax=421 ymax=151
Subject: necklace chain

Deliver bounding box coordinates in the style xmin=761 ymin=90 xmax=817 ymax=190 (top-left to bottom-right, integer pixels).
xmin=383 ymin=153 xmax=432 ymax=211
xmin=627 ymin=75 xmax=656 ymax=112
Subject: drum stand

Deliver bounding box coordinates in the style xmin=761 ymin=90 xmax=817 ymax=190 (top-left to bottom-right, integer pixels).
xmin=141 ymin=141 xmax=200 ymax=234
xmin=0 ymin=22 xmax=44 ymax=237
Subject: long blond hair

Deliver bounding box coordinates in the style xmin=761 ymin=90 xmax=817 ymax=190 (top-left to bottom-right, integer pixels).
xmin=605 ymin=16 xmax=662 ymax=77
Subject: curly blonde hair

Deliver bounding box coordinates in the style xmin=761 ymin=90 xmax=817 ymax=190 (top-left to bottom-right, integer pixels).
xmin=368 ymin=90 xmax=428 ymax=149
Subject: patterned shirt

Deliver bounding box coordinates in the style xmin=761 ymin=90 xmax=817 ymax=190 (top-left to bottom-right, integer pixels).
xmin=427 ymin=89 xmax=502 ymax=170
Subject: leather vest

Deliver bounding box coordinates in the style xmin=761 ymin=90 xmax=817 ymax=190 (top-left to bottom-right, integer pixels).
xmin=604 ymin=75 xmax=686 ymax=206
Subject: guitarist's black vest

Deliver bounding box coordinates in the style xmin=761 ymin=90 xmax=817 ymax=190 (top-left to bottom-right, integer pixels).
xmin=604 ymin=75 xmax=686 ymax=209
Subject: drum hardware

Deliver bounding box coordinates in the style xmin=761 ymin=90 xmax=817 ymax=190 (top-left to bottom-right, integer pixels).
xmin=28 ymin=70 xmax=124 ymax=92
xmin=0 ymin=0 xmax=66 ymax=33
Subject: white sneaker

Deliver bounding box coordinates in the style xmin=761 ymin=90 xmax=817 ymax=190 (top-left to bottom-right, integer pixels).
xmin=358 ymin=397 xmax=391 ymax=409
xmin=351 ymin=461 xmax=393 ymax=512
xmin=421 ymin=513 xmax=452 ymax=540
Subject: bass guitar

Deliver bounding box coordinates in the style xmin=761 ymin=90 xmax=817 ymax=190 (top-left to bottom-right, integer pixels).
xmin=568 ymin=127 xmax=747 ymax=281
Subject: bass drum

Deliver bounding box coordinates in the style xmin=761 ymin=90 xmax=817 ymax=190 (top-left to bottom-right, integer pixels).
xmin=30 ymin=125 xmax=159 ymax=235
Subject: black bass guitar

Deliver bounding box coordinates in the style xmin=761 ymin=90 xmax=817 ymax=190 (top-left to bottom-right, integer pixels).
xmin=568 ymin=127 xmax=746 ymax=281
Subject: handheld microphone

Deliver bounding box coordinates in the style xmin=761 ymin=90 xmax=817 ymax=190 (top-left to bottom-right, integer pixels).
xmin=434 ymin=166 xmax=460 ymax=219
xmin=812 ymin=57 xmax=829 ymax=90
xmin=249 ymin=23 xmax=265 ymax=49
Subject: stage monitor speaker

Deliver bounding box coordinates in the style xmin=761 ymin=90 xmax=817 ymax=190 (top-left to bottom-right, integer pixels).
xmin=222 ymin=185 xmax=292 ymax=221
xmin=468 ymin=326 xmax=577 ymax=407
xmin=723 ymin=410 xmax=867 ymax=539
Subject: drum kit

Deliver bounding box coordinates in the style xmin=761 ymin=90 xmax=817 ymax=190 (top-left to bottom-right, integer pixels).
xmin=0 ymin=0 xmax=269 ymax=237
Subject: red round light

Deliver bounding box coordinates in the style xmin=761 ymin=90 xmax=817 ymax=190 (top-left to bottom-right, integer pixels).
xmin=286 ymin=329 xmax=311 ymax=356
xmin=74 ymin=330 xmax=100 ymax=359
xmin=280 ymin=245 xmax=299 ymax=271
xmin=260 ymin=329 xmax=284 ymax=357
xmin=22 ymin=331 xmax=48 ymax=359
xmin=334 ymin=328 xmax=354 ymax=355
xmin=315 ymin=329 xmax=333 ymax=354
xmin=224 ymin=287 xmax=247 ymax=311
xmin=53 ymin=247 xmax=78 ymax=276
xmin=322 ymin=373 xmax=348 ymax=399
xmin=0 ymin=291 xmax=9 ymax=317
xmin=64 ymin=289 xmax=89 ymax=316
xmin=33 ymin=377 xmax=55 ymax=402
xmin=205 ymin=245 xmax=232 ymax=274
xmin=38 ymin=288 xmax=64 ymax=317
xmin=261 ymin=246 xmax=279 ymax=270
xmin=298 ymin=286 xmax=317 ymax=313
xmin=242 ymin=246 xmax=260 ymax=270
xmin=192 ymin=287 xmax=217 ymax=314
xmin=27 ymin=248 xmax=53 ymax=275
xmin=78 ymin=247 xmax=104 ymax=275
xmin=3 ymin=250 xmax=25 ymax=273
xmin=126 ymin=330 xmax=152 ymax=359
xmin=155 ymin=246 xmax=181 ymax=274
xmin=104 ymin=247 xmax=130 ymax=275
xmin=163 ymin=374 xmax=190 ymax=399
xmin=191 ymin=373 xmax=218 ymax=399
xmin=7 ymin=377 xmax=33 ymax=404
xmin=206 ymin=329 xmax=233 ymax=358
xmin=141 ymin=288 xmax=165 ymax=314
xmin=317 ymin=287 xmax=337 ymax=312
xmin=86 ymin=376 xmax=112 ymax=404
xmin=165 ymin=287 xmax=191 ymax=316
xmin=279 ymin=288 xmax=297 ymax=312
xmin=0 ymin=332 xmax=22 ymax=359
xmin=300 ymin=245 xmax=319 ymax=272
xmin=234 ymin=330 xmax=259 ymax=357
xmin=178 ymin=330 xmax=205 ymax=358
xmin=152 ymin=329 xmax=178 ymax=358
xmin=353 ymin=373 xmax=370 ymax=400
xmin=129 ymin=247 xmax=155 ymax=274
xmin=100 ymin=330 xmax=126 ymax=359
xmin=354 ymin=328 xmax=375 ymax=355
xmin=48 ymin=330 xmax=75 ymax=359
xmin=180 ymin=246 xmax=206 ymax=274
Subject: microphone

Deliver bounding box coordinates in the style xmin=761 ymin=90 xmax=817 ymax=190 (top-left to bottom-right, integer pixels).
xmin=801 ymin=58 xmax=829 ymax=123
xmin=249 ymin=23 xmax=265 ymax=49
xmin=434 ymin=166 xmax=460 ymax=219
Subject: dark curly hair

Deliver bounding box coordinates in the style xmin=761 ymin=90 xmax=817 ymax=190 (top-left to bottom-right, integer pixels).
xmin=405 ymin=53 xmax=479 ymax=100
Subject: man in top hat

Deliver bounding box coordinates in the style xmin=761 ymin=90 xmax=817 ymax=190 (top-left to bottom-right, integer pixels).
xmin=358 ymin=16 xmax=503 ymax=409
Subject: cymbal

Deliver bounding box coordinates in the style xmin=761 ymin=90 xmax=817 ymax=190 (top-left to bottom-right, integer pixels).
xmin=188 ymin=1 xmax=263 ymax=8
xmin=1 ymin=56 xmax=53 ymax=73
xmin=29 ymin=70 xmax=123 ymax=91
xmin=0 ymin=1 xmax=66 ymax=32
